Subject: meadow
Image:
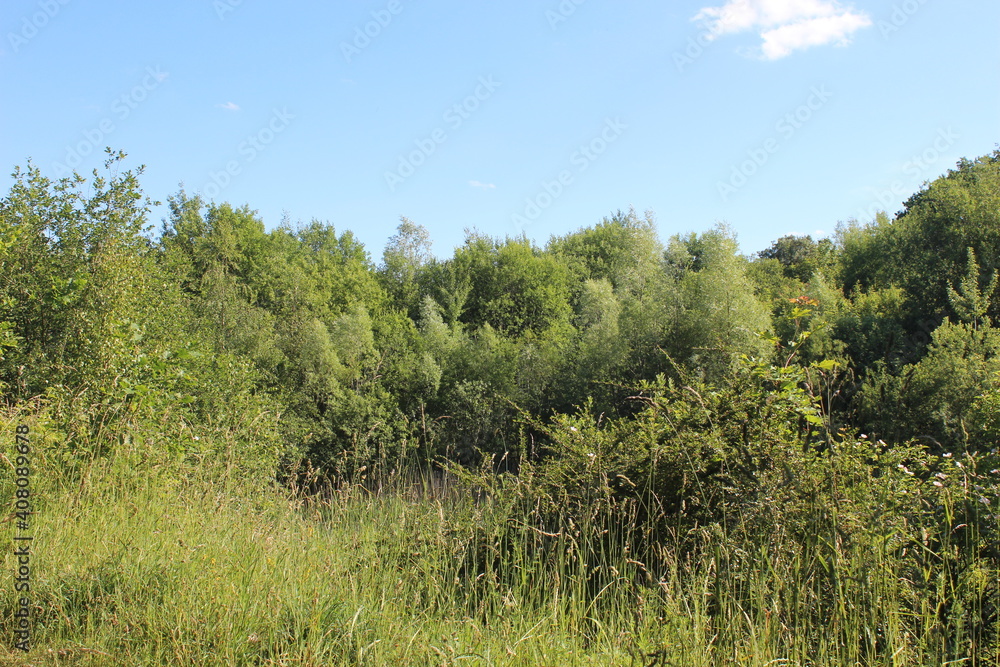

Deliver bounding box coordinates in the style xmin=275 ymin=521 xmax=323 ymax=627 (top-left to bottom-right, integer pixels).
xmin=2 ymin=400 xmax=996 ymax=666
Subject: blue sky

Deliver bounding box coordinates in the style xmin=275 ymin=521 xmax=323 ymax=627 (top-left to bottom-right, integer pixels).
xmin=2 ymin=0 xmax=997 ymax=259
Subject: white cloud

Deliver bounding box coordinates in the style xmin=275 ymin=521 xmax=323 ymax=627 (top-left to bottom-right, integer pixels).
xmin=693 ymin=0 xmax=871 ymax=59
xmin=760 ymin=12 xmax=872 ymax=59
xmin=469 ymin=180 xmax=496 ymax=189
xmin=217 ymin=101 xmax=240 ymax=111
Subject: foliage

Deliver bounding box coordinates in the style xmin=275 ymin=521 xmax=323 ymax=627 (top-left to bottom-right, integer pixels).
xmin=548 ymin=207 xmax=663 ymax=295
xmin=3 ymin=149 xmax=1000 ymax=663
xmin=378 ymin=216 xmax=433 ymax=318
xmin=838 ymin=151 xmax=1000 ymax=331
xmin=756 ymin=233 xmax=835 ymax=282
xmin=857 ymin=320 xmax=1000 ymax=446
xmin=665 ymin=225 xmax=773 ymax=380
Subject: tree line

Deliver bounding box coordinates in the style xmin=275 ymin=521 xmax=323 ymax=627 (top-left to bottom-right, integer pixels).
xmin=2 ymin=149 xmax=1000 ymax=479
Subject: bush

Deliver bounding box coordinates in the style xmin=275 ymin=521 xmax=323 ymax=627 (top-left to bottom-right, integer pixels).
xmin=461 ymin=350 xmax=1000 ymax=663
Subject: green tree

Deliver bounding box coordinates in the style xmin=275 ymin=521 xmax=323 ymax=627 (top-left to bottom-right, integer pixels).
xmin=379 ymin=217 xmax=433 ymax=318
xmin=856 ymin=249 xmax=1000 ymax=445
xmin=756 ymin=234 xmax=835 ymax=282
xmin=548 ymin=208 xmax=662 ymax=296
xmin=665 ymin=225 xmax=772 ymax=380
xmin=946 ymin=248 xmax=997 ymax=331
xmin=0 ymin=152 xmax=158 ymax=398
xmin=560 ymin=278 xmax=626 ymax=407
xmin=835 ymin=212 xmax=896 ymax=297
xmin=838 ymin=152 xmax=1000 ymax=329
xmin=450 ymin=232 xmax=574 ymax=338
xmin=857 ymin=320 xmax=1000 ymax=446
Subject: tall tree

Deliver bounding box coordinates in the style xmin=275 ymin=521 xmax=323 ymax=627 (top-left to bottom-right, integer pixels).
xmin=756 ymin=234 xmax=835 ymax=282
xmin=666 ymin=225 xmax=773 ymax=379
xmin=379 ymin=217 xmax=433 ymax=317
xmin=548 ymin=208 xmax=663 ymax=296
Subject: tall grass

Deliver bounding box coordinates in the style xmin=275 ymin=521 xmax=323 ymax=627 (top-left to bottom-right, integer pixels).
xmin=1 ymin=404 xmax=997 ymax=665
xmin=0 ymin=423 xmax=639 ymax=665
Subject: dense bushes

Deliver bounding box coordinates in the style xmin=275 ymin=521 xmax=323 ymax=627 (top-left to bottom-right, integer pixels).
xmin=457 ymin=350 xmax=999 ymax=662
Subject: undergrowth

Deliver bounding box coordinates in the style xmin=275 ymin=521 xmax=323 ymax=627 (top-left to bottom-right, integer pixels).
xmin=0 ymin=376 xmax=997 ymax=666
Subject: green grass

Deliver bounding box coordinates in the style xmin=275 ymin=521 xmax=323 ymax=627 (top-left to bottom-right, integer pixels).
xmin=0 ymin=418 xmax=997 ymax=665
xmin=0 ymin=455 xmax=644 ymax=665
